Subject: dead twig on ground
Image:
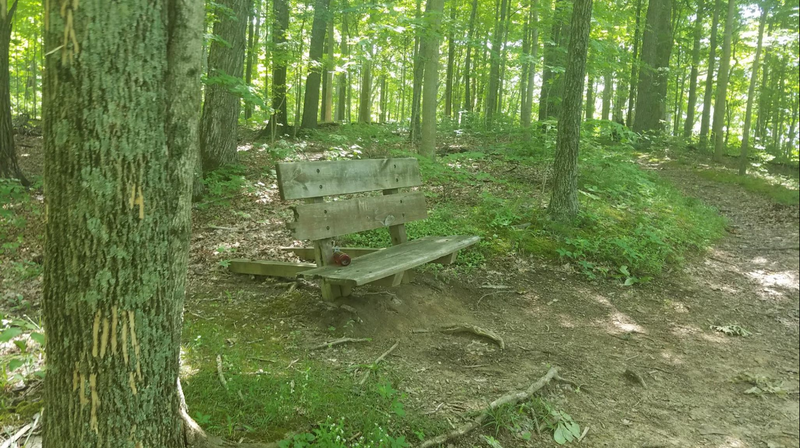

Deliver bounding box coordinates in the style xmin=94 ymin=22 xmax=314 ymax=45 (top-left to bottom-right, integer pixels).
xmin=216 ymin=355 xmax=228 ymax=389
xmin=418 ymin=366 xmax=560 ymax=448
xmin=310 ymin=337 xmax=371 ymax=350
xmin=441 ymin=324 xmax=505 ymax=350
xmin=359 ymin=340 xmax=400 ymax=385
xmin=476 ymin=291 xmax=509 ymax=306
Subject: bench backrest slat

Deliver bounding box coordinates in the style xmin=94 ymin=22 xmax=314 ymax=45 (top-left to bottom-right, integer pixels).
xmin=289 ymin=192 xmax=427 ymax=240
xmin=276 ymin=158 xmax=422 ymax=200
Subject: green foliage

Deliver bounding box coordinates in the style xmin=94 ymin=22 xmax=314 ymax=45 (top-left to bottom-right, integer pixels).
xmin=197 ymin=164 xmax=250 ymax=209
xmin=0 ymin=316 xmax=46 ymax=392
xmin=696 ymin=169 xmax=799 ymax=206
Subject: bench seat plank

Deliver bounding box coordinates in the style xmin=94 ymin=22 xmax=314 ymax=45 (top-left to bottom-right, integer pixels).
xmin=298 ymin=235 xmax=480 ymax=286
xmin=229 ymin=260 xmax=316 ymax=278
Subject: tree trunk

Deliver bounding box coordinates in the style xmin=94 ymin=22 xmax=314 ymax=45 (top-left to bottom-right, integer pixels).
xmin=42 ymin=0 xmax=203 ymax=446
xmin=335 ymin=2 xmax=349 ymax=123
xmin=739 ymin=3 xmax=766 ymax=174
xmin=462 ymin=0 xmax=478 ymax=116
xmin=486 ymin=0 xmax=509 ymax=126
xmin=358 ymin=44 xmax=373 ymax=123
xmin=321 ymin=9 xmax=335 ymax=123
xmin=379 ymin=74 xmax=388 ymax=123
xmin=699 ymin=0 xmax=722 ymax=147
xmin=200 ymin=0 xmax=247 ymax=172
xmin=410 ymin=0 xmax=424 ymax=140
xmin=1 ymin=0 xmax=26 ymax=185
xmin=520 ymin=0 xmax=538 ymax=128
xmin=682 ymin=0 xmax=703 ymax=137
xmin=444 ymin=0 xmax=456 ymax=119
xmin=585 ymin=75 xmax=595 ymax=120
xmin=601 ymin=71 xmax=612 ymax=120
xmin=420 ymin=0 xmax=445 ymax=157
xmin=549 ymin=0 xmax=593 ymax=221
xmin=301 ymin=0 xmax=332 ymax=129
xmin=271 ymin=0 xmax=290 ymax=132
xmin=625 ymin=0 xmax=643 ymax=127
xmin=613 ymin=68 xmax=626 ymax=123
xmin=632 ymin=0 xmax=672 ymax=133
xmin=244 ymin=0 xmax=258 ymax=120
xmin=712 ymin=0 xmax=735 ymax=161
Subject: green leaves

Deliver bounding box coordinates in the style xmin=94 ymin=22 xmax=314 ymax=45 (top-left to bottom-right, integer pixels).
xmin=553 ymin=419 xmax=581 ymax=444
xmin=0 ymin=326 xmax=22 ymax=342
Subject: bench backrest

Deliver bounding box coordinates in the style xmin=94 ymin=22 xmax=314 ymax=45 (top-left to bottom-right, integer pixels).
xmin=276 ymin=158 xmax=426 ymax=241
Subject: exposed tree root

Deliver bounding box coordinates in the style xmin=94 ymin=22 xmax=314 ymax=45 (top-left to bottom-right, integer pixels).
xmin=417 ymin=366 xmax=560 ymax=448
xmin=359 ymin=340 xmax=400 ymax=385
xmin=310 ymin=337 xmax=371 ymax=350
xmin=441 ymin=324 xmax=505 ymax=350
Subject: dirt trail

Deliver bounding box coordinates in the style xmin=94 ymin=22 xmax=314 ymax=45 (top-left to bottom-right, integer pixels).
xmin=294 ymin=163 xmax=800 ymax=448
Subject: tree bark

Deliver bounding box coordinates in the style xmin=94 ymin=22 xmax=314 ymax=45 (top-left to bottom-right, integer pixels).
xmin=625 ymin=0 xmax=643 ymax=127
xmin=0 ymin=0 xmax=27 ymax=185
xmin=486 ymin=0 xmax=509 ymax=126
xmin=682 ymin=0 xmax=703 ymax=137
xmin=358 ymin=44 xmax=373 ymax=123
xmin=200 ymin=0 xmax=248 ymax=172
xmin=632 ymin=0 xmax=673 ymax=133
xmin=601 ymin=71 xmax=612 ymax=120
xmin=42 ymin=0 xmax=203 ymax=446
xmin=549 ymin=0 xmax=593 ymax=221
xmin=420 ymin=0 xmax=445 ymax=157
xmin=410 ymin=0 xmax=424 ymax=140
xmin=585 ymin=75 xmax=595 ymax=120
xmin=444 ymin=0 xmax=456 ymax=119
xmin=712 ymin=0 xmax=735 ymax=161
xmin=520 ymin=0 xmax=538 ymax=128
xmin=462 ymin=0 xmax=478 ymax=116
xmin=244 ymin=0 xmax=260 ymax=120
xmin=270 ymin=0 xmax=290 ymax=132
xmin=301 ymin=0 xmax=332 ymax=129
xmin=335 ymin=1 xmax=349 ymax=123
xmin=539 ymin=0 xmax=570 ymax=121
xmin=738 ymin=3 xmax=766 ymax=174
xmin=321 ymin=10 xmax=335 ymax=123
xmin=699 ymin=0 xmax=721 ymax=147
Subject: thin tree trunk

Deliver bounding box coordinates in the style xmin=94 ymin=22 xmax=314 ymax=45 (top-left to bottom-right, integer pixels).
xmin=601 ymin=71 xmax=612 ymax=120
xmin=335 ymin=2 xmax=349 ymax=123
xmin=0 ymin=0 xmax=27 ymax=185
xmin=486 ymin=0 xmax=509 ymax=126
xmin=358 ymin=43 xmax=373 ymax=123
xmin=321 ymin=9 xmax=335 ymax=123
xmin=712 ymin=0 xmax=735 ymax=161
xmin=613 ymin=69 xmax=626 ymax=123
xmin=521 ymin=0 xmax=538 ymax=127
xmin=444 ymin=0 xmax=456 ymax=119
xmin=550 ymin=0 xmax=593 ymax=221
xmin=271 ymin=0 xmax=290 ymax=132
xmin=699 ymin=0 xmax=722 ymax=147
xmin=585 ymin=75 xmax=595 ymax=120
xmin=244 ymin=0 xmax=259 ymax=120
xmin=539 ymin=0 xmax=569 ymax=121
xmin=410 ymin=0 xmax=424 ymax=140
xmin=420 ymin=0 xmax=445 ymax=157
xmin=463 ymin=0 xmax=478 ymax=117
xmin=632 ymin=0 xmax=673 ymax=133
xmin=200 ymin=0 xmax=248 ymax=172
xmin=683 ymin=0 xmax=703 ymax=137
xmin=738 ymin=2 xmax=766 ymax=174
xmin=626 ymin=0 xmax=643 ymax=127
xmin=301 ymin=0 xmax=332 ymax=129
xmin=379 ymin=74 xmax=388 ymax=123
xmin=42 ymin=0 xmax=203 ymax=446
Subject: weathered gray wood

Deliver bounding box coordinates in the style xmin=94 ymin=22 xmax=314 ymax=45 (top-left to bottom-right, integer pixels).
xmin=289 ymin=192 xmax=427 ymax=240
xmin=433 ymin=252 xmax=458 ymax=265
xmin=299 ymin=235 xmax=480 ymax=286
xmin=367 ymin=271 xmax=414 ymax=287
xmin=383 ymin=188 xmax=411 ymax=284
xmin=276 ymin=158 xmax=422 ymax=200
xmin=281 ymin=246 xmax=383 ymax=262
xmin=229 ymin=260 xmax=315 ymax=278
xmin=307 ymin=197 xmax=348 ymax=300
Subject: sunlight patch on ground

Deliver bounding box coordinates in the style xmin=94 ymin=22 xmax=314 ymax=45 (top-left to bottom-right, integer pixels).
xmin=669 ymin=324 xmax=703 ymax=338
xmin=699 ymin=331 xmax=731 ymax=344
xmin=717 ymin=436 xmax=747 ymax=447
xmin=660 ymin=350 xmax=684 ymax=366
xmin=237 ymin=143 xmax=255 ymax=152
xmin=668 ymin=301 xmax=690 ymax=314
xmin=558 ymin=315 xmax=576 ymax=328
xmin=747 ymin=269 xmax=799 ymax=290
xmin=180 ymin=348 xmax=200 ymax=379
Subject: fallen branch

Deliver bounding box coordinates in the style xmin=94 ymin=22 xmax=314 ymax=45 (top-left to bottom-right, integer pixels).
xmin=310 ymin=337 xmax=371 ymax=350
xmin=359 ymin=340 xmax=400 ymax=385
xmin=418 ymin=367 xmax=560 ymax=448
xmin=442 ymin=324 xmax=505 ymax=350
xmin=216 ymin=355 xmax=228 ymax=389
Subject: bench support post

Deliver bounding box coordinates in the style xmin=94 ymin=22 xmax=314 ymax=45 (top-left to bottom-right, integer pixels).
xmin=308 ymin=198 xmax=352 ymax=300
xmin=383 ymin=189 xmax=412 ymax=284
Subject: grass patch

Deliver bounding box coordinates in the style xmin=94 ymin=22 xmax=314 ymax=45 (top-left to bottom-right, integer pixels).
xmin=180 ymin=310 xmax=443 ymax=445
xmin=696 ymin=169 xmax=799 ymax=206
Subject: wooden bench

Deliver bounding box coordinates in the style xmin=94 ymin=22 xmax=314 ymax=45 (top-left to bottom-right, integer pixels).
xmin=229 ymin=158 xmax=479 ymax=299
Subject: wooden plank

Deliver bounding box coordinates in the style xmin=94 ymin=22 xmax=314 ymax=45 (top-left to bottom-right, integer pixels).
xmin=299 ymin=235 xmax=480 ymax=286
xmin=308 ymin=196 xmax=347 ymax=300
xmin=383 ymin=188 xmax=410 ymax=284
xmin=276 ymin=158 xmax=422 ymax=200
xmin=281 ymin=247 xmax=383 ymax=262
xmin=229 ymin=260 xmax=316 ymax=278
xmin=289 ymin=192 xmax=427 ymax=240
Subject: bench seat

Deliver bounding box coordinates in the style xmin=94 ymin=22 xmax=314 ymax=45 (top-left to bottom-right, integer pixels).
xmin=299 ymin=235 xmax=480 ymax=287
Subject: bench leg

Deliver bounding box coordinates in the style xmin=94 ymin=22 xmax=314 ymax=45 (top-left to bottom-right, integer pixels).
xmin=320 ymin=280 xmax=352 ymax=300
xmin=433 ymin=252 xmax=458 ymax=265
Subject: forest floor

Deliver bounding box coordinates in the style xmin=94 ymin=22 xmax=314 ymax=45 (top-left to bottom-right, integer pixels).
xmin=1 ymin=127 xmax=798 ymax=448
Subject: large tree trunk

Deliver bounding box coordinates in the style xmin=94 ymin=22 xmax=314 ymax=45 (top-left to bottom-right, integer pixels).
xmin=271 ymin=0 xmax=290 ymax=132
xmin=0 ymin=0 xmax=27 ymax=185
xmin=632 ymin=0 xmax=672 ymax=133
xmin=682 ymin=0 xmax=703 ymax=137
xmin=200 ymin=0 xmax=247 ymax=172
xmin=462 ymin=0 xmax=478 ymax=116
xmin=739 ymin=2 xmax=766 ymax=174
xmin=712 ymin=0 xmax=735 ymax=161
xmin=549 ymin=0 xmax=593 ymax=221
xmin=419 ymin=0 xmax=444 ymax=157
xmin=699 ymin=0 xmax=721 ymax=147
xmin=335 ymin=2 xmax=349 ymax=123
xmin=42 ymin=0 xmax=202 ymax=446
xmin=301 ymin=0 xmax=332 ymax=129
xmin=625 ymin=0 xmax=643 ymax=127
